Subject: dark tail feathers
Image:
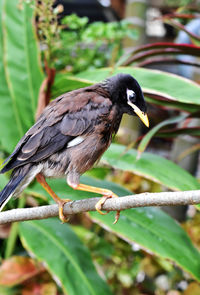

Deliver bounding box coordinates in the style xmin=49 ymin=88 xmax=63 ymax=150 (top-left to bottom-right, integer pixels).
xmin=0 ymin=168 xmax=27 ymax=210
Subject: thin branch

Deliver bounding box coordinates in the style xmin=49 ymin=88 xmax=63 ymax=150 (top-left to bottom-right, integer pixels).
xmin=35 ymin=63 xmax=56 ymax=120
xmin=0 ymin=190 xmax=200 ymax=224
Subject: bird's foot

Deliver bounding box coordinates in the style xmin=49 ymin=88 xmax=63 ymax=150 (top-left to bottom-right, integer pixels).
xmin=95 ymin=193 xmax=120 ymax=224
xmin=57 ymin=199 xmax=71 ymax=223
xmin=68 ymin=182 xmax=120 ymax=224
xmin=36 ymin=174 xmax=71 ymax=223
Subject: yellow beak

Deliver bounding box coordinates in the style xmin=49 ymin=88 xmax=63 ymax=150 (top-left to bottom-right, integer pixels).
xmin=127 ymin=101 xmax=149 ymax=128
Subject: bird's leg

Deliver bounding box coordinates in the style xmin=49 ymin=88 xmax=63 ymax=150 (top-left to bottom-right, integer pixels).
xmin=71 ymin=183 xmax=120 ymax=224
xmin=36 ymin=173 xmax=70 ymax=223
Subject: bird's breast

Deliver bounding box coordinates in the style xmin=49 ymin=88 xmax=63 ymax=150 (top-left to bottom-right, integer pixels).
xmin=66 ymin=131 xmax=112 ymax=176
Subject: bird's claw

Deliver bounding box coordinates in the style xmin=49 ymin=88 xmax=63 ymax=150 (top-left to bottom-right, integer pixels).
xmin=113 ymin=210 xmax=120 ymax=225
xmin=95 ymin=193 xmax=120 ymax=224
xmin=95 ymin=196 xmax=110 ymax=215
xmin=58 ymin=199 xmax=71 ymax=223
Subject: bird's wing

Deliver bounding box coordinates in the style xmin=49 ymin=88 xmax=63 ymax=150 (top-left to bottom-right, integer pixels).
xmin=1 ymin=89 xmax=112 ymax=172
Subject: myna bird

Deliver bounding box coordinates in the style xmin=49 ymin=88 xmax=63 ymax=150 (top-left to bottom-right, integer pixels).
xmin=0 ymin=73 xmax=148 ymax=223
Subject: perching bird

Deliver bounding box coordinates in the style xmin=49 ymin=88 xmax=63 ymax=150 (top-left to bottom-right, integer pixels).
xmin=0 ymin=73 xmax=148 ymax=223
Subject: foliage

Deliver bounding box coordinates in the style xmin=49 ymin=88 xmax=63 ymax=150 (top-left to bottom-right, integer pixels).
xmin=0 ymin=0 xmax=44 ymax=153
xmin=36 ymin=1 xmax=138 ymax=73
xmin=53 ymin=66 xmax=200 ymax=112
xmin=165 ymin=0 xmax=196 ymax=6
xmin=118 ymin=42 xmax=200 ymax=67
xmin=56 ymin=14 xmax=137 ymax=73
xmin=20 ymin=219 xmax=112 ymax=295
xmin=0 ymin=1 xmax=200 ymax=295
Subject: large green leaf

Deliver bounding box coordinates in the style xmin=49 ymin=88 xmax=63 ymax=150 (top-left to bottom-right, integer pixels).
xmin=102 ymin=143 xmax=200 ymax=191
xmin=51 ymin=73 xmax=92 ymax=99
xmin=19 ymin=219 xmax=112 ymax=295
xmin=76 ymin=67 xmax=200 ymax=106
xmin=28 ymin=176 xmax=200 ymax=281
xmin=90 ymin=209 xmax=200 ymax=281
xmin=0 ymin=0 xmax=44 ymax=152
xmin=51 ymin=67 xmax=200 ymax=112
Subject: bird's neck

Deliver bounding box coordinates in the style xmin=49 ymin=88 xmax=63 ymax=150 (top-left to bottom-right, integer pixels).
xmin=110 ymin=104 xmax=123 ymax=135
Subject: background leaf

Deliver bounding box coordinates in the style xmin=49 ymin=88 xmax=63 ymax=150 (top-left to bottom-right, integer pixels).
xmin=19 ymin=219 xmax=113 ymax=295
xmin=102 ymin=143 xmax=200 ymax=191
xmin=51 ymin=74 xmax=92 ymax=99
xmin=137 ymin=114 xmax=187 ymax=155
xmin=121 ymin=43 xmax=200 ymax=65
xmin=0 ymin=0 xmax=44 ymax=152
xmin=51 ymin=67 xmax=200 ymax=113
xmin=145 ymin=95 xmax=199 ymax=112
xmin=0 ymin=256 xmax=44 ymax=287
xmin=76 ymin=67 xmax=200 ymax=106
xmin=90 ymin=208 xmax=200 ymax=281
xmin=27 ymin=176 xmax=200 ymax=281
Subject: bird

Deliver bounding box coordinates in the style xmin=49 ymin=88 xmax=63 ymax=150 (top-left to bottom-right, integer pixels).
xmin=0 ymin=73 xmax=149 ymax=223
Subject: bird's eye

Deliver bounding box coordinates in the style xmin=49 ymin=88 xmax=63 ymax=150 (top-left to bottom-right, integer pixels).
xmin=126 ymin=89 xmax=136 ymax=102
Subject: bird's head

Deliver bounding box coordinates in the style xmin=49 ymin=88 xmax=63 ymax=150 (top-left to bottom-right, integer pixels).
xmin=102 ymin=73 xmax=149 ymax=127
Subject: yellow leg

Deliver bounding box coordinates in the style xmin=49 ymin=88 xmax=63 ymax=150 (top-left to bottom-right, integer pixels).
xmin=36 ymin=173 xmax=70 ymax=223
xmin=73 ymin=183 xmax=120 ymax=224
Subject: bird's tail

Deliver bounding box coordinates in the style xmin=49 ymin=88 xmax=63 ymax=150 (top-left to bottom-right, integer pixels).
xmin=0 ymin=164 xmax=33 ymax=211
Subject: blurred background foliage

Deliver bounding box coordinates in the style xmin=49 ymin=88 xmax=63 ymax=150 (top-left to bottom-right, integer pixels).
xmin=0 ymin=0 xmax=200 ymax=294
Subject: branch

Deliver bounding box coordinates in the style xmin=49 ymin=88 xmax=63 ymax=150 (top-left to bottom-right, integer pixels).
xmin=1 ymin=190 xmax=200 ymax=224
xmin=35 ymin=64 xmax=56 ymax=120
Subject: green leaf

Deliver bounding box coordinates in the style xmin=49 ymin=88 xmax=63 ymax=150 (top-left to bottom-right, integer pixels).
xmin=0 ymin=1 xmax=44 ymax=152
xmin=51 ymin=67 xmax=200 ymax=113
xmin=137 ymin=114 xmax=187 ymax=155
xmin=89 ymin=208 xmax=200 ymax=281
xmin=19 ymin=219 xmax=112 ymax=295
xmin=27 ymin=176 xmax=200 ymax=281
xmin=102 ymin=143 xmax=200 ymax=191
xmin=51 ymin=74 xmax=92 ymax=99
xmin=0 ymin=286 xmax=19 ymax=295
xmin=76 ymin=67 xmax=200 ymax=106
xmin=0 ymin=173 xmax=9 ymax=191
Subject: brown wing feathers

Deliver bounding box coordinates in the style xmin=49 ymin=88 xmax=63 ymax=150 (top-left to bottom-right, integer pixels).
xmin=1 ymin=87 xmax=112 ymax=173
